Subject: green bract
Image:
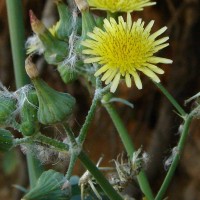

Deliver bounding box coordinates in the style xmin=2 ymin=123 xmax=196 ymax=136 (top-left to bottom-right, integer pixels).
xmin=55 ymin=0 xmax=72 ymax=40
xmin=19 ymin=90 xmax=39 ymax=136
xmin=0 ymin=95 xmax=17 ymax=126
xmin=57 ymin=64 xmax=78 ymax=84
xmin=32 ymin=78 xmax=76 ymax=125
xmin=0 ymin=128 xmax=13 ymax=152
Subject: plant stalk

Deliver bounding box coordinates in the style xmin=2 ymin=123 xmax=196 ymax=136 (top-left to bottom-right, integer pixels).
xmin=154 ymin=82 xmax=186 ymax=117
xmin=103 ymin=94 xmax=154 ymax=200
xmin=6 ymin=0 xmax=29 ymax=88
xmin=6 ymin=0 xmax=43 ymax=188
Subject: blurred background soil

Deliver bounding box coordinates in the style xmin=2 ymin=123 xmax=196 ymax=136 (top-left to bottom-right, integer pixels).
xmin=0 ymin=0 xmax=200 ymax=199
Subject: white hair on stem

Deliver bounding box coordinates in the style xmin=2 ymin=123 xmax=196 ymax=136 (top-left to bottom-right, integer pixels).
xmin=164 ymin=146 xmax=179 ymax=171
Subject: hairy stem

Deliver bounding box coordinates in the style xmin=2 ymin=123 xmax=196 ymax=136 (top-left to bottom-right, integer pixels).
xmin=66 ymin=153 xmax=78 ymax=180
xmin=14 ymin=134 xmax=123 ymax=199
xmin=77 ymin=85 xmax=110 ymax=144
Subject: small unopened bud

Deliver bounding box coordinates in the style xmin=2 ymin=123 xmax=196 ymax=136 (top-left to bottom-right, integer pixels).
xmin=74 ymin=0 xmax=89 ymax=11
xmin=29 ymin=10 xmax=46 ymax=34
xmin=25 ymin=56 xmax=39 ymax=79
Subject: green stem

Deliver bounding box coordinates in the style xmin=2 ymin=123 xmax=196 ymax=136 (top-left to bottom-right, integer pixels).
xmin=6 ymin=0 xmax=43 ymax=188
xmin=78 ymin=151 xmax=123 ymax=200
xmin=13 ymin=134 xmax=69 ymax=151
xmin=77 ymin=85 xmax=110 ymax=144
xmin=154 ymin=82 xmax=186 ymax=116
xmin=62 ymin=123 xmax=79 ymax=179
xmin=155 ymin=114 xmax=193 ymax=200
xmin=36 ymin=134 xmax=69 ymax=151
xmin=77 ymin=97 xmax=99 ymax=144
xmin=13 ymin=137 xmax=33 ymax=146
xmin=63 ymin=123 xmax=77 ymax=147
xmin=6 ymin=0 xmax=29 ymax=88
xmin=66 ymin=153 xmax=78 ymax=180
xmin=103 ymin=94 xmax=154 ymax=200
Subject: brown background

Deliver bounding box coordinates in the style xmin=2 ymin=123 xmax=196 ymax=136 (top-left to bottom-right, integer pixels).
xmin=0 ymin=0 xmax=200 ymax=199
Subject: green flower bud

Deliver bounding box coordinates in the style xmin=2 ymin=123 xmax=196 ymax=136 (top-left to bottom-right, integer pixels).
xmin=75 ymin=1 xmax=96 ymax=53
xmin=57 ymin=64 xmax=78 ymax=84
xmin=19 ymin=90 xmax=39 ymax=136
xmin=55 ymin=0 xmax=72 ymax=40
xmin=25 ymin=57 xmax=76 ymax=125
xmin=34 ymin=78 xmax=75 ymax=124
xmin=22 ymin=170 xmax=71 ymax=200
xmin=0 ymin=128 xmax=13 ymax=152
xmin=0 ymin=95 xmax=17 ymax=126
xmin=29 ymin=10 xmax=68 ymax=64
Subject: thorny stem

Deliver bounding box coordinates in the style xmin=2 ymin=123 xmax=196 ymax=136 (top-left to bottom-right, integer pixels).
xmin=155 ymin=114 xmax=192 ymax=200
xmin=63 ymin=122 xmax=77 ymax=147
xmin=154 ymin=82 xmax=187 ymax=117
xmin=77 ymin=84 xmax=110 ymax=144
xmin=62 ymin=123 xmax=79 ymax=179
xmin=77 ymin=96 xmax=99 ymax=144
xmin=65 ymin=152 xmax=78 ymax=180
xmin=6 ymin=0 xmax=43 ymax=188
xmin=13 ymin=133 xmax=69 ymax=151
xmin=14 ymin=134 xmax=123 ymax=200
xmin=102 ymin=94 xmax=154 ymax=200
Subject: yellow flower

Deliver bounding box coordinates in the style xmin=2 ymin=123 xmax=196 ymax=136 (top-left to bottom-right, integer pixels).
xmin=82 ymin=14 xmax=172 ymax=93
xmin=87 ymin=0 xmax=156 ymax=13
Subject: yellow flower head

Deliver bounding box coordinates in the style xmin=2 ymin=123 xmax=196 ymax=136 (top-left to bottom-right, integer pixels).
xmin=87 ymin=0 xmax=156 ymax=13
xmin=82 ymin=14 xmax=172 ymax=93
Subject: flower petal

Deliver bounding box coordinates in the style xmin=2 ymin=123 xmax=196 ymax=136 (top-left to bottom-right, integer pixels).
xmin=110 ymin=73 xmax=121 ymax=93
xmin=130 ymin=71 xmax=142 ymax=89
xmin=94 ymin=65 xmax=110 ymax=76
xmin=125 ymin=73 xmax=132 ymax=88
xmin=138 ymin=67 xmax=160 ymax=82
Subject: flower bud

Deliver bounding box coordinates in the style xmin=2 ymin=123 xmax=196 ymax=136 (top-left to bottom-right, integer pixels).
xmin=25 ymin=58 xmax=76 ymax=125
xmin=0 ymin=94 xmax=17 ymax=126
xmin=29 ymin=10 xmax=68 ymax=64
xmin=0 ymin=128 xmax=13 ymax=152
xmin=54 ymin=0 xmax=72 ymax=40
xmin=75 ymin=4 xmax=96 ymax=53
xmin=33 ymin=78 xmax=76 ymax=124
xmin=19 ymin=90 xmax=40 ymax=136
xmin=57 ymin=64 xmax=78 ymax=84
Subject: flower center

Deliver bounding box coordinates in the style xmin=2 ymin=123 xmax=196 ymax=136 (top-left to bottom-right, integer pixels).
xmin=99 ymin=26 xmax=153 ymax=75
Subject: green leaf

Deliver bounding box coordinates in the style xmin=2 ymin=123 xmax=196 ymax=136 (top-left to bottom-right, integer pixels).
xmin=108 ymin=97 xmax=134 ymax=108
xmin=22 ymin=170 xmax=71 ymax=200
